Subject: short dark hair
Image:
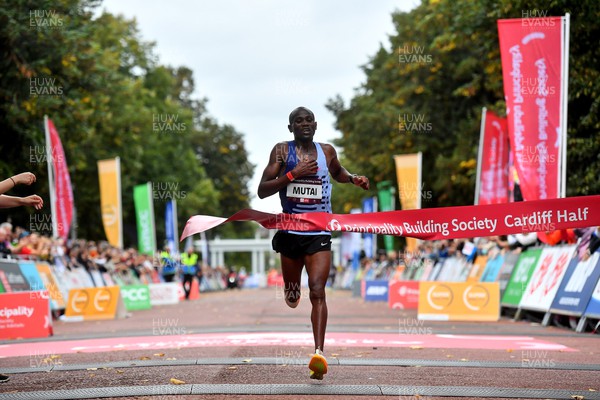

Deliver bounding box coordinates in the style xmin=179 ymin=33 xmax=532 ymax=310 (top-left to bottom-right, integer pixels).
xmin=288 ymin=107 xmax=314 ymax=124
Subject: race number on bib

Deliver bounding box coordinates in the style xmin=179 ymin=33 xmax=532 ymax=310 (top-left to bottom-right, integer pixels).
xmin=286 ymin=177 xmax=322 ymax=204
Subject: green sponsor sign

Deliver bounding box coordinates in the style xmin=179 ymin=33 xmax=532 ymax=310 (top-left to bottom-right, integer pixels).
xmin=120 ymin=284 xmax=151 ymax=311
xmin=377 ymin=181 xmax=395 ymax=252
xmin=134 ymin=183 xmax=156 ymax=256
xmin=501 ymin=248 xmax=542 ymax=306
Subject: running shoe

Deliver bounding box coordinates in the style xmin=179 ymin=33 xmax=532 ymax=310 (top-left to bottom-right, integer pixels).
xmin=308 ymin=349 xmax=327 ymax=380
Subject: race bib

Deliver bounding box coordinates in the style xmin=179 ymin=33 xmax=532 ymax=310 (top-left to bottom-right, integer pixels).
xmin=286 ymin=177 xmax=322 ymax=204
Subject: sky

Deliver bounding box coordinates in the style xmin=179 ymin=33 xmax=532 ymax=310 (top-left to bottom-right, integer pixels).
xmin=97 ymin=0 xmax=419 ymax=214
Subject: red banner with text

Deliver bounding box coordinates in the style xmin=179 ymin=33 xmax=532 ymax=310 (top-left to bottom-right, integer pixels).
xmin=498 ymin=17 xmax=564 ymax=201
xmin=47 ymin=118 xmax=74 ymax=239
xmin=181 ymin=195 xmax=600 ymax=242
xmin=478 ymin=110 xmax=509 ymax=205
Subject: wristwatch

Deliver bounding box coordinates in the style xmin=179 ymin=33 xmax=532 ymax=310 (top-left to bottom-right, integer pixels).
xmin=349 ymin=174 xmax=358 ymax=184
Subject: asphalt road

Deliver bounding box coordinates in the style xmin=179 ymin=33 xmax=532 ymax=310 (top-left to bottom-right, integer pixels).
xmin=1 ymin=287 xmax=599 ymax=400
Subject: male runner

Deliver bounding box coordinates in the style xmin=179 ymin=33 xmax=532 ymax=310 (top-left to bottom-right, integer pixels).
xmin=258 ymin=106 xmax=369 ymax=379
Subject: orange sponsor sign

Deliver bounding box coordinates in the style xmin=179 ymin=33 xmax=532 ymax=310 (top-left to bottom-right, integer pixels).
xmin=418 ymin=282 xmax=500 ymax=321
xmin=65 ymin=286 xmax=126 ymax=321
xmin=35 ymin=262 xmax=66 ymax=309
xmin=466 ymin=255 xmax=488 ymax=282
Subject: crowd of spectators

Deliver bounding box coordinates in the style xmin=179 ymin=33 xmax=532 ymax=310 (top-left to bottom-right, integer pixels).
xmin=345 ymin=228 xmax=599 ymax=283
xmin=0 ymin=220 xmax=231 ymax=289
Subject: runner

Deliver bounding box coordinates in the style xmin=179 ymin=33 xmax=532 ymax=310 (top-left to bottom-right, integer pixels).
xmin=257 ymin=106 xmax=369 ymax=379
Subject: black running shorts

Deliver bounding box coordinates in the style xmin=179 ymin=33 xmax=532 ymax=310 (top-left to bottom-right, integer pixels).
xmin=272 ymin=231 xmax=332 ymax=259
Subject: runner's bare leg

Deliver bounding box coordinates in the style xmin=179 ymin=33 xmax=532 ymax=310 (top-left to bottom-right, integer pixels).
xmin=304 ymin=251 xmax=331 ymax=351
xmin=280 ymin=255 xmax=303 ymax=303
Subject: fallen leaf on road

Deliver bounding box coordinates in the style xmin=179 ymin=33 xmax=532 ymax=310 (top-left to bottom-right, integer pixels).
xmin=459 ymin=358 xmax=469 ymax=362
xmin=227 ymin=366 xmax=237 ymax=370
xmin=242 ymin=359 xmax=252 ymax=363
xmin=331 ymin=353 xmax=340 ymax=357
xmin=446 ymin=355 xmax=453 ymax=358
xmin=116 ymin=370 xmax=124 ymax=374
xmin=570 ymin=396 xmax=584 ymax=400
xmin=86 ymin=368 xmax=98 ymax=371
xmin=170 ymin=378 xmax=186 ymax=385
xmin=506 ymin=349 xmax=513 ymax=353
xmin=166 ymin=357 xmax=177 ymax=360
xmin=589 ymin=389 xmax=597 ymax=392
xmin=154 ymin=353 xmax=165 ymax=357
xmin=409 ymin=346 xmax=423 ymax=350
xmin=139 ymin=356 xmax=151 ymax=360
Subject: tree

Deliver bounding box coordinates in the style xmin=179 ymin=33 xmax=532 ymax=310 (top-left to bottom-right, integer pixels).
xmin=0 ymin=0 xmax=254 ymax=247
xmin=328 ymin=0 xmax=599 ymax=214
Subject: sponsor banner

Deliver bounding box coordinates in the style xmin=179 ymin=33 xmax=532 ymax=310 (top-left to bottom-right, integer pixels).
xmin=17 ymin=261 xmax=45 ymax=292
xmin=502 ymin=248 xmax=543 ymax=306
xmin=35 ymin=262 xmax=66 ymax=310
xmin=418 ymin=282 xmax=500 ymax=321
xmin=0 ymin=291 xmax=52 ymax=339
xmin=428 ymin=261 xmax=445 ymax=282
xmin=46 ymin=117 xmax=74 ymax=239
xmin=134 ymin=182 xmax=157 ymax=255
xmin=149 ymin=283 xmax=180 ymax=306
xmin=436 ymin=257 xmax=467 ymax=282
xmin=584 ymin=270 xmax=600 ymax=319
xmin=551 ymin=252 xmax=600 ymax=316
xmin=363 ymin=280 xmax=389 ymax=301
xmin=418 ymin=259 xmax=434 ymax=281
xmin=362 ymin=197 xmax=376 ymax=259
xmin=165 ymin=199 xmax=178 ymax=255
xmin=394 ymin=153 xmax=422 ymax=210
xmin=388 ymin=280 xmax=420 ymax=310
xmin=497 ymin=252 xmax=520 ymax=295
xmin=394 ymin=153 xmax=422 ymax=253
xmin=519 ymin=245 xmax=576 ymax=312
xmin=498 ymin=17 xmax=565 ymax=201
xmin=120 ymin=285 xmax=152 ymax=311
xmin=98 ymin=157 xmax=123 ymax=248
xmin=363 ymin=280 xmax=389 ymax=302
xmin=0 ymin=260 xmax=31 ymax=292
xmin=64 ymin=286 xmax=126 ymax=321
xmin=89 ymin=270 xmax=106 ymax=287
xmin=467 ymin=255 xmax=488 ymax=282
xmin=480 ymin=254 xmax=506 ymax=282
xmin=181 ymin=195 xmax=600 ymax=241
xmin=58 ymin=267 xmax=94 ymax=290
xmin=476 ymin=109 xmax=509 ymax=205
xmin=376 ymin=180 xmax=395 ymax=252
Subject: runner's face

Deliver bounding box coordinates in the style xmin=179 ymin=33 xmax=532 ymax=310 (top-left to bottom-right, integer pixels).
xmin=289 ymin=111 xmax=317 ymax=142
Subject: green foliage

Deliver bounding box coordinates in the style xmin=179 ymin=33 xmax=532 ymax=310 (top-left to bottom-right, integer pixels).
xmin=328 ymin=0 xmax=599 ymax=212
xmin=0 ymin=0 xmax=254 ymax=245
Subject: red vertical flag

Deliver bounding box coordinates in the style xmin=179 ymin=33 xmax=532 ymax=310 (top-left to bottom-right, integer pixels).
xmin=476 ymin=110 xmax=510 ymax=205
xmin=498 ymin=16 xmax=567 ymax=201
xmin=46 ymin=117 xmax=74 ymax=239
